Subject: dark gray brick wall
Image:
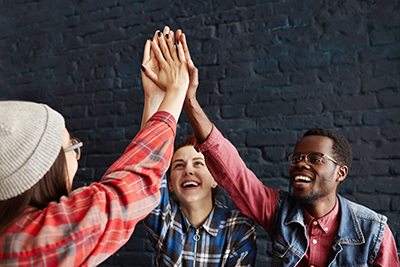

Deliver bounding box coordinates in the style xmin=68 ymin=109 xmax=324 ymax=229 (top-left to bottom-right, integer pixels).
xmin=0 ymin=0 xmax=399 ymax=265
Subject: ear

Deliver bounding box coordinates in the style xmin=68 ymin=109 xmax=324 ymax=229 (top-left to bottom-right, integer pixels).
xmin=336 ymin=165 xmax=348 ymax=183
xmin=211 ymin=177 xmax=218 ymax=189
xmin=167 ymin=177 xmax=174 ymax=192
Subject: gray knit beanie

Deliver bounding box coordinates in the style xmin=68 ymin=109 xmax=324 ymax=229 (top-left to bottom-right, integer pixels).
xmin=0 ymin=101 xmax=65 ymax=201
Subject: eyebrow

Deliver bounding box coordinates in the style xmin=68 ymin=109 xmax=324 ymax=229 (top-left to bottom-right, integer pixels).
xmin=172 ymin=157 xmax=205 ymax=164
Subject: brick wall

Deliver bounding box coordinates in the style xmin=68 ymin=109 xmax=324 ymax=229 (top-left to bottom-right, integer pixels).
xmin=0 ymin=0 xmax=399 ymax=265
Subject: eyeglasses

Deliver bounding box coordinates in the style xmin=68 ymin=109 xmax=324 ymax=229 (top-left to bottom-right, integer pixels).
xmin=287 ymin=152 xmax=340 ymax=166
xmin=64 ymin=138 xmax=83 ymax=160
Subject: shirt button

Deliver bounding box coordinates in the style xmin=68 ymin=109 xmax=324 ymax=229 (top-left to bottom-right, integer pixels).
xmin=312 ymin=239 xmax=318 ymax=244
xmin=313 ymin=221 xmax=318 ymax=225
xmin=325 ymin=227 xmax=328 ymax=231
xmin=310 ymin=265 xmax=315 ymax=267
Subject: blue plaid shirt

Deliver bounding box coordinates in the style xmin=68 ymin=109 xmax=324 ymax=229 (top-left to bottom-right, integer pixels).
xmin=143 ymin=176 xmax=257 ymax=267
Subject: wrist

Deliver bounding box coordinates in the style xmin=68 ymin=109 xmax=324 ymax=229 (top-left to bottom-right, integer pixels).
xmin=184 ymin=95 xmax=197 ymax=107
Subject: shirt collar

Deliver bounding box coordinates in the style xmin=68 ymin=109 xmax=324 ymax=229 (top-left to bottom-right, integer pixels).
xmin=179 ymin=200 xmax=222 ymax=237
xmin=302 ymin=197 xmax=340 ymax=233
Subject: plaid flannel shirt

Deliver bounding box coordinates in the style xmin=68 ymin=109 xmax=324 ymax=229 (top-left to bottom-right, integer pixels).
xmin=143 ymin=177 xmax=257 ymax=267
xmin=0 ymin=111 xmax=176 ymax=267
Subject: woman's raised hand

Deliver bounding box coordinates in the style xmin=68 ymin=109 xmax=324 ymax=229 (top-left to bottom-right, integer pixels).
xmin=142 ymin=27 xmax=189 ymax=95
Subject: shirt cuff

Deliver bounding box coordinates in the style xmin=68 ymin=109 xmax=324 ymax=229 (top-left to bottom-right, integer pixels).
xmin=148 ymin=111 xmax=177 ymax=135
xmin=194 ymin=124 xmax=223 ymax=154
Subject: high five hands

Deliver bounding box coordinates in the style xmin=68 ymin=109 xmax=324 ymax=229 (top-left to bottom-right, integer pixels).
xmin=141 ymin=26 xmax=199 ymax=124
xmin=142 ymin=27 xmax=188 ymax=95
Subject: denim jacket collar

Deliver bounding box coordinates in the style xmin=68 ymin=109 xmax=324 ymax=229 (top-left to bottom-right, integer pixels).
xmin=336 ymin=194 xmax=365 ymax=245
xmin=283 ymin=194 xmax=366 ymax=244
xmin=283 ymin=199 xmax=306 ymax=228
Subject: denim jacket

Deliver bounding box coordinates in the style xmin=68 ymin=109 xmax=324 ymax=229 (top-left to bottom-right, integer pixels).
xmin=271 ymin=192 xmax=387 ymax=267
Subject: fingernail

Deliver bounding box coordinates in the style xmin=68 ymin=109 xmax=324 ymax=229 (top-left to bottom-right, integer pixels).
xmin=150 ymin=37 xmax=154 ymax=42
xmin=166 ymin=33 xmax=170 ymax=39
xmin=158 ymin=31 xmax=162 ymax=37
xmin=177 ymin=40 xmax=180 ymax=44
xmin=141 ymin=65 xmax=146 ymax=72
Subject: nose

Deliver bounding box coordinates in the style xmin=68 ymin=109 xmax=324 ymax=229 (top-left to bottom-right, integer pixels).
xmin=184 ymin=166 xmax=194 ymax=176
xmin=294 ymin=155 xmax=310 ymax=168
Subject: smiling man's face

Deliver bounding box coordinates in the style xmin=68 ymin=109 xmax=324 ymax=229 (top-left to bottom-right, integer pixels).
xmin=289 ymin=135 xmax=342 ymax=205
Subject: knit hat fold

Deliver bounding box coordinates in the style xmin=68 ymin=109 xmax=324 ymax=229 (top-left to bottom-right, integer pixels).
xmin=0 ymin=101 xmax=65 ymax=201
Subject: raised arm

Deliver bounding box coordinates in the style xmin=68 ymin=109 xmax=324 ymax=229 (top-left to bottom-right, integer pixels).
xmin=177 ymin=31 xmax=213 ymax=143
xmin=178 ymin=33 xmax=280 ymax=234
xmin=140 ymin=27 xmax=170 ymax=129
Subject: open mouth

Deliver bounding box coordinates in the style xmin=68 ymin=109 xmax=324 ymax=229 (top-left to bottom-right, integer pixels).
xmin=182 ymin=181 xmax=200 ymax=188
xmin=294 ymin=175 xmax=312 ymax=183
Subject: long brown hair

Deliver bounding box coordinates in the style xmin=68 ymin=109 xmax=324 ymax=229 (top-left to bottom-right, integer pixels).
xmin=0 ymin=148 xmax=69 ymax=235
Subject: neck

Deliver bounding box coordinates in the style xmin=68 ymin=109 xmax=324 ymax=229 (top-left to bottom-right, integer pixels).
xmin=180 ymin=198 xmax=214 ymax=228
xmin=302 ymin=195 xmax=337 ymax=219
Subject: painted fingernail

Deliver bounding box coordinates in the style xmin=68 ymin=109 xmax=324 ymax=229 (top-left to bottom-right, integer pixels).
xmin=166 ymin=34 xmax=170 ymax=39
xmin=158 ymin=31 xmax=162 ymax=37
xmin=141 ymin=65 xmax=146 ymax=72
xmin=177 ymin=40 xmax=180 ymax=44
xmin=150 ymin=37 xmax=154 ymax=42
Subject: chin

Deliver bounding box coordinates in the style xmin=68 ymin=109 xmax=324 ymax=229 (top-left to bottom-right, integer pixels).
xmin=293 ymin=193 xmax=319 ymax=205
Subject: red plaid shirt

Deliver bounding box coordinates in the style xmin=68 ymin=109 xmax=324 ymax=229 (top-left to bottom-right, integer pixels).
xmin=0 ymin=111 xmax=176 ymax=267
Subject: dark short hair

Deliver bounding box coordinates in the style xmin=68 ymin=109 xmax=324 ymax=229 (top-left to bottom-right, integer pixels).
xmin=303 ymin=128 xmax=352 ymax=169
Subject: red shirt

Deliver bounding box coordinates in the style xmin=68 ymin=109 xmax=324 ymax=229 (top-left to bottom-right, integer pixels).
xmin=0 ymin=111 xmax=176 ymax=267
xmin=301 ymin=198 xmax=340 ymax=267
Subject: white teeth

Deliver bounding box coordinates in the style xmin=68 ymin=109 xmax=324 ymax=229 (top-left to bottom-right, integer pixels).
xmin=294 ymin=176 xmax=312 ymax=182
xmin=182 ymin=181 xmax=199 ymax=188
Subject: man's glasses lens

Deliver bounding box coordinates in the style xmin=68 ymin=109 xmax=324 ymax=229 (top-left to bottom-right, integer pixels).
xmin=288 ymin=152 xmax=324 ymax=165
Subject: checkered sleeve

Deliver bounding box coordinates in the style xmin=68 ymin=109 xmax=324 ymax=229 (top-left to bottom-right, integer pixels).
xmin=142 ymin=175 xmax=172 ymax=254
xmin=227 ymin=216 xmax=257 ymax=267
xmin=0 ymin=111 xmax=176 ymax=267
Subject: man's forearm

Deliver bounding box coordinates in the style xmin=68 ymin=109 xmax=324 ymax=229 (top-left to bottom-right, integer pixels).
xmin=183 ymin=97 xmax=213 ymax=143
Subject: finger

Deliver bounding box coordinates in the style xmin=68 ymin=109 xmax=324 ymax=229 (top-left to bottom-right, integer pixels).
xmin=170 ymin=29 xmax=175 ymax=44
xmin=142 ymin=39 xmax=151 ymax=64
xmin=163 ymin=26 xmax=170 ymax=36
xmin=176 ymin=29 xmax=182 ymax=45
xmin=151 ymin=35 xmax=167 ymax=65
xmin=157 ymin=30 xmax=173 ymax=62
xmin=175 ymin=30 xmax=181 ymax=59
xmin=180 ymin=33 xmax=192 ymax=63
xmin=176 ymin=38 xmax=187 ymax=64
xmin=150 ymin=32 xmax=157 ymax=59
xmin=163 ymin=26 xmax=175 ymax=52
xmin=166 ymin=30 xmax=178 ymax=61
xmin=188 ymin=60 xmax=199 ymax=88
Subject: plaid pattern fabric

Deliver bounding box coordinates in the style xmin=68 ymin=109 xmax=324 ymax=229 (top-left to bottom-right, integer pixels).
xmin=143 ymin=177 xmax=257 ymax=267
xmin=0 ymin=111 xmax=176 ymax=267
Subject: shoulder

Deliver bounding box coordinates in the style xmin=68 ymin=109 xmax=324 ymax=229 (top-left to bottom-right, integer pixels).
xmin=340 ymin=196 xmax=387 ymax=224
xmin=214 ymin=200 xmax=256 ymax=229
